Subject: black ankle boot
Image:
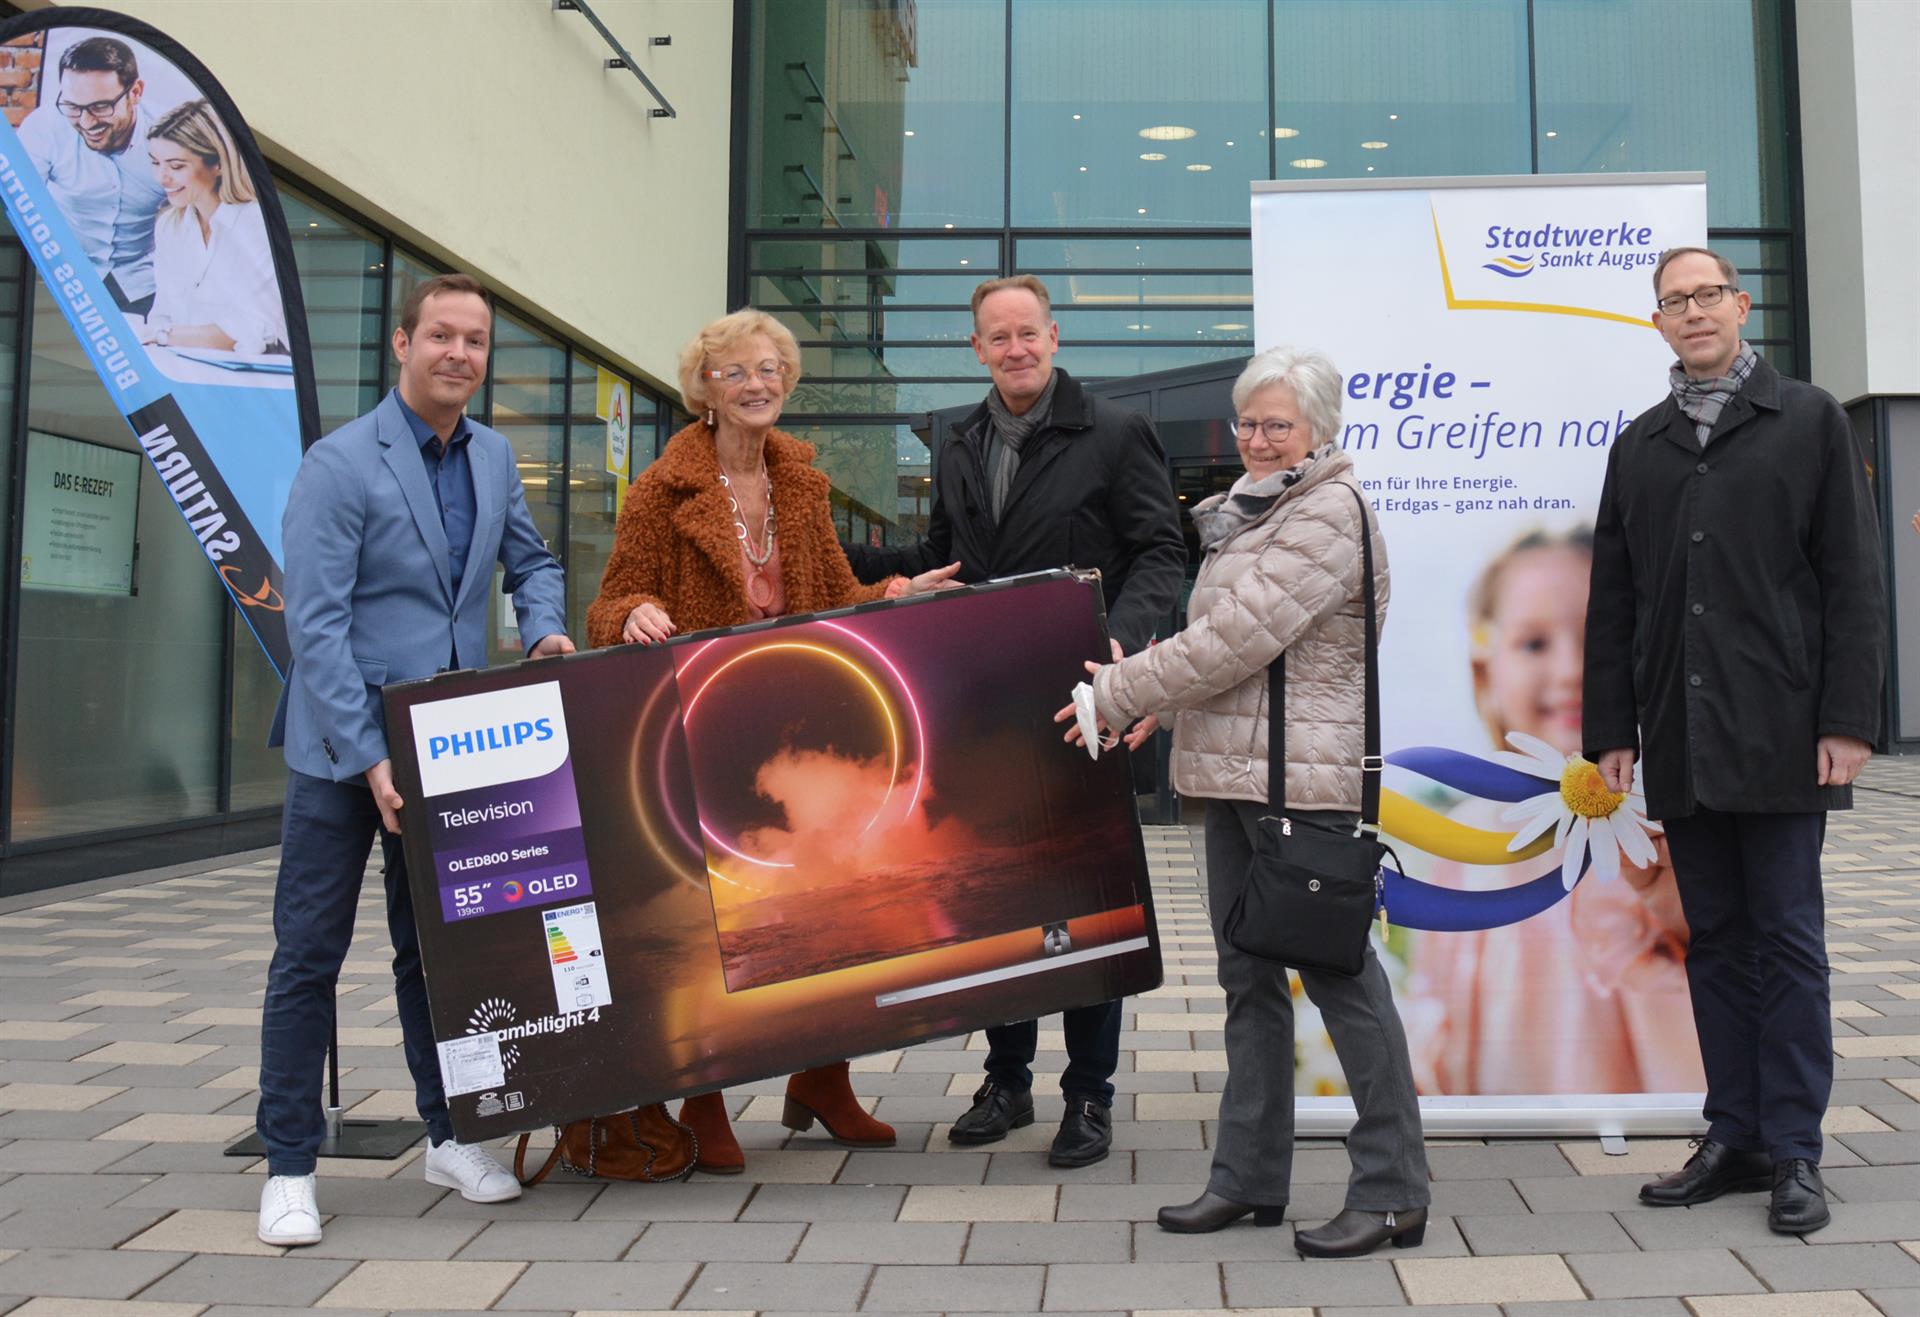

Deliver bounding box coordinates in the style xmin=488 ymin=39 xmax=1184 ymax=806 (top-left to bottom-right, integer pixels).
xmin=1156 ymin=1189 xmax=1286 ymax=1234
xmin=1294 ymin=1206 xmax=1427 ymax=1258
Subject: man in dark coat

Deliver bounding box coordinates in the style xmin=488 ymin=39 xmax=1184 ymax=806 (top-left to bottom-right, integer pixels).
xmin=847 ymin=274 xmax=1185 ymax=1168
xmin=1584 ymin=246 xmax=1885 ymax=1237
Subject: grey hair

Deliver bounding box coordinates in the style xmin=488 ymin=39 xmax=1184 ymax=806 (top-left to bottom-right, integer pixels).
xmin=1231 ymin=346 xmax=1343 ymax=446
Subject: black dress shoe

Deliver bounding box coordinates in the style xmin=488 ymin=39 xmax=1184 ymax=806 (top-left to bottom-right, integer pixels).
xmin=1294 ymin=1206 xmax=1427 ymax=1258
xmin=947 ymin=1082 xmax=1034 ymax=1146
xmin=1157 ymin=1189 xmax=1286 ymax=1233
xmin=1639 ymin=1138 xmax=1773 ymax=1206
xmin=1769 ymin=1158 xmax=1830 ymax=1235
xmin=1048 ymin=1097 xmax=1112 ymax=1167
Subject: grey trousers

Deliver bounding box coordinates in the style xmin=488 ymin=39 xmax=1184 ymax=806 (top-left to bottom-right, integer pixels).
xmin=1203 ymin=798 xmax=1431 ymax=1210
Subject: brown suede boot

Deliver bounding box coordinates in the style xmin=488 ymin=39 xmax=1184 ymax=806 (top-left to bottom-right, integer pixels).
xmin=677 ymin=1091 xmax=744 ymax=1174
xmin=782 ymin=1061 xmax=896 ymax=1147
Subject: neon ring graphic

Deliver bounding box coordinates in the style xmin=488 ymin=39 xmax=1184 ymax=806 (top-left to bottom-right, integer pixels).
xmin=679 ymin=623 xmax=925 ymax=869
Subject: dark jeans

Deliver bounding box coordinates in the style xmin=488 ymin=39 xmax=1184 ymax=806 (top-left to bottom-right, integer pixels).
xmin=1663 ymin=808 xmax=1830 ymax=1163
xmin=984 ymin=1000 xmax=1121 ymax=1106
xmin=256 ymin=769 xmax=452 ymax=1174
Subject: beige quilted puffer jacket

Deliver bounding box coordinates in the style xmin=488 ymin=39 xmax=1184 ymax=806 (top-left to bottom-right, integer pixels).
xmin=1092 ymin=447 xmax=1388 ymax=810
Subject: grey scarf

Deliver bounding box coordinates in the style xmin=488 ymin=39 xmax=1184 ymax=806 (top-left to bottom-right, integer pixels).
xmin=984 ymin=372 xmax=1058 ymax=522
xmin=1192 ymin=445 xmax=1333 ymax=552
xmin=1670 ymin=341 xmax=1756 ymax=447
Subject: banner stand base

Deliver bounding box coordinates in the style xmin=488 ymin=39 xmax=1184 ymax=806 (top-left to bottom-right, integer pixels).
xmin=225 ymin=1111 xmax=426 ymax=1161
xmin=1298 ymin=1093 xmax=1709 ymax=1141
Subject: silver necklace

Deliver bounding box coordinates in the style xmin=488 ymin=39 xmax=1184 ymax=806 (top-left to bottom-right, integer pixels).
xmin=719 ymin=464 xmax=777 ymax=566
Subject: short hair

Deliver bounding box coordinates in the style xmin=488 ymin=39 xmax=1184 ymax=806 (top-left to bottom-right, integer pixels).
xmin=677 ymin=309 xmax=803 ymax=413
xmin=1652 ymin=246 xmax=1739 ymax=296
xmin=1230 ymin=346 xmax=1344 ymax=447
xmin=399 ymin=273 xmax=491 ymax=338
xmin=59 ymin=36 xmax=138 ymax=89
xmin=148 ymin=100 xmax=255 ymax=210
xmin=970 ymin=274 xmax=1052 ymax=330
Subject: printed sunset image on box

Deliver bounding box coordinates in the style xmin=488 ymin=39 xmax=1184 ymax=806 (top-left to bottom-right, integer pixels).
xmin=672 ymin=579 xmax=1145 ymax=992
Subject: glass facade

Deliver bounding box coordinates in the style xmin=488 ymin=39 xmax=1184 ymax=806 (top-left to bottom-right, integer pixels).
xmin=740 ymin=0 xmax=1802 ymax=539
xmin=0 ymin=178 xmax=666 ymax=882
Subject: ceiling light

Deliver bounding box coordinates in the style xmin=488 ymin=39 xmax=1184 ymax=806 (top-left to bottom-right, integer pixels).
xmin=1139 ymin=152 xmax=1166 ymax=161
xmin=1126 ymin=324 xmax=1151 ymax=331
xmin=1225 ymin=140 xmax=1235 ymax=147
xmin=1366 ymin=166 xmax=1375 ymax=172
xmin=1544 ymin=130 xmax=1558 ymax=138
xmin=1290 ymin=158 xmax=1327 ymax=169
xmin=1137 ymin=207 xmax=1148 ymax=214
xmin=958 ymin=259 xmax=969 ymax=265
xmin=1138 ymin=125 xmax=1197 ymax=141
xmin=1212 ymin=323 xmax=1248 ymax=331
xmin=903 ymin=130 xmax=915 ymax=137
xmin=1072 ymin=113 xmax=1082 ymax=121
xmin=943 ymin=223 xmax=954 ymax=229
xmin=1186 ymin=163 xmax=1212 ymax=172
xmin=1389 ymin=113 xmax=1399 ymax=121
xmin=1078 ymin=165 xmax=1088 ymax=172
xmin=1272 ymin=127 xmax=1300 ymax=139
xmin=1361 ymin=140 xmax=1388 ymax=149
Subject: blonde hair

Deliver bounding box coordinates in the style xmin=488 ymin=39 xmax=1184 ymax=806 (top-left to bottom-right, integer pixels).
xmin=149 ymin=99 xmax=255 ymax=214
xmin=1467 ymin=525 xmax=1594 ymax=742
xmin=970 ymin=274 xmax=1052 ymax=329
xmin=677 ymin=309 xmax=802 ymax=414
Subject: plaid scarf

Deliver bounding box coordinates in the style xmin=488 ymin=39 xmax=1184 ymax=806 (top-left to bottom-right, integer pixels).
xmin=1669 ymin=341 xmax=1757 ymax=447
xmin=1193 ymin=444 xmax=1333 ymax=552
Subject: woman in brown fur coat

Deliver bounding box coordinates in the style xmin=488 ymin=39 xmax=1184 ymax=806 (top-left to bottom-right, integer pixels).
xmin=586 ymin=310 xmax=957 ymax=1173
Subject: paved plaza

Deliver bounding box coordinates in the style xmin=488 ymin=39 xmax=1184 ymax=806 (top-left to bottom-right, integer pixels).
xmin=0 ymin=762 xmax=1918 ymax=1316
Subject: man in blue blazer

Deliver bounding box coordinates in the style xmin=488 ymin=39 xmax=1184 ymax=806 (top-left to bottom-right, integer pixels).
xmin=256 ymin=273 xmax=572 ymax=1247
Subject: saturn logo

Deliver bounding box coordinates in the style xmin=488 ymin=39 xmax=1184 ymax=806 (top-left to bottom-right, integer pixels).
xmin=219 ymin=565 xmax=285 ymax=611
xmin=501 ymin=880 xmax=524 ymax=903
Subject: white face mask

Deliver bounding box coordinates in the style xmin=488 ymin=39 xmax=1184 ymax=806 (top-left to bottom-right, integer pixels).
xmin=1072 ymin=681 xmax=1103 ymax=761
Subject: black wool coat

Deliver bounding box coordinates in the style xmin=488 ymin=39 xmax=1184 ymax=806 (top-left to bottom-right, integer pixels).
xmin=844 ymin=370 xmax=1186 ymax=654
xmin=1583 ymin=354 xmax=1886 ymax=819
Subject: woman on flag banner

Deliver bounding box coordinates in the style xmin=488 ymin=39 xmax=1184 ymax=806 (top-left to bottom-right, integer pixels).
xmin=585 ymin=309 xmax=959 ymax=1174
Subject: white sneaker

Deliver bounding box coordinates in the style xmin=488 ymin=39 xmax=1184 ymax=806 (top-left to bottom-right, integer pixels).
xmin=257 ymin=1173 xmax=322 ymax=1246
xmin=424 ymin=1137 xmax=522 ymax=1203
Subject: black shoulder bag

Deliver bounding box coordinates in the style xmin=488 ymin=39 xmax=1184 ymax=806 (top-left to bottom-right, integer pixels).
xmin=1219 ymin=483 xmax=1392 ymax=977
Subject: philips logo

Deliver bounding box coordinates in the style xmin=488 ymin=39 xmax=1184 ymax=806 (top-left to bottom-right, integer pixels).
xmin=412 ymin=681 xmax=570 ymax=797
xmin=428 ymin=718 xmax=554 ymax=760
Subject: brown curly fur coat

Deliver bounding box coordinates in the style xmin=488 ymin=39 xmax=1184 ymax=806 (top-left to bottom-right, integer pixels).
xmin=585 ymin=422 xmax=894 ymax=649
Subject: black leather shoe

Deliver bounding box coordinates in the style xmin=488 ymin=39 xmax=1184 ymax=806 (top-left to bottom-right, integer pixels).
xmin=1768 ymin=1158 xmax=1830 ymax=1235
xmin=1294 ymin=1206 xmax=1427 ymax=1258
xmin=947 ymin=1082 xmax=1034 ymax=1146
xmin=1638 ymin=1138 xmax=1772 ymax=1206
xmin=1157 ymin=1189 xmax=1286 ymax=1233
xmin=1048 ymin=1097 xmax=1112 ymax=1167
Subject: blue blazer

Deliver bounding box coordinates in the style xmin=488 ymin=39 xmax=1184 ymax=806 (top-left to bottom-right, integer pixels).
xmin=269 ymin=390 xmax=567 ymax=782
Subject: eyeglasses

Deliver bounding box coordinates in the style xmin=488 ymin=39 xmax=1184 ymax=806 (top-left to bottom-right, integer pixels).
xmin=55 ymin=86 xmax=133 ymax=121
xmin=1656 ymin=284 xmax=1737 ymax=316
xmin=703 ymin=361 xmax=787 ymax=388
xmin=1231 ymin=417 xmax=1297 ymax=442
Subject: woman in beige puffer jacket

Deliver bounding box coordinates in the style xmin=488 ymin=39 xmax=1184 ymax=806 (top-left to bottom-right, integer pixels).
xmin=1082 ymin=346 xmax=1431 ymax=1258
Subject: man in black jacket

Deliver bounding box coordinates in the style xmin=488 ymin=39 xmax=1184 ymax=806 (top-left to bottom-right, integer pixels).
xmin=1584 ymin=246 xmax=1885 ymax=1237
xmin=848 ymin=274 xmax=1185 ymax=1167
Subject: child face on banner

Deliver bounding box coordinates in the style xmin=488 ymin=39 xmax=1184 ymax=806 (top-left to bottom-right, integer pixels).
xmin=1473 ymin=546 xmax=1589 ymax=755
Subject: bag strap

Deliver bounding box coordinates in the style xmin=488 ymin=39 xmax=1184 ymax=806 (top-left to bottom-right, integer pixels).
xmin=1267 ymin=481 xmax=1382 ymax=829
xmin=514 ymin=1128 xmax=565 ymax=1188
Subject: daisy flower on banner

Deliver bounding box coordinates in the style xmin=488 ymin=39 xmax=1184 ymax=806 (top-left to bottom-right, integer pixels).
xmin=1491 ymin=732 xmax=1662 ymax=891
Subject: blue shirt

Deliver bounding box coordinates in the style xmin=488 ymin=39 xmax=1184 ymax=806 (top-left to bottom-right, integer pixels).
xmin=17 ymin=103 xmax=166 ymax=301
xmin=394 ymin=390 xmax=476 ymax=595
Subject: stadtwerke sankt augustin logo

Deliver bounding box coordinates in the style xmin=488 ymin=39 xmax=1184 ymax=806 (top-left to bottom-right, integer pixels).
xmin=1480 ymin=220 xmax=1658 ymax=278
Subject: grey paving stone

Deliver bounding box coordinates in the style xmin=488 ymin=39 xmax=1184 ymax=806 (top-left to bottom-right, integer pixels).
xmin=1454 ymin=1209 xmax=1638 ymax=1254
xmin=303 ymin=1212 xmax=486 ymax=1259
xmin=1043 ymin=1260 xmax=1222 ymax=1311
xmin=1424 ymin=1176 xmax=1532 ymax=1216
xmin=839 ymin=1150 xmax=988 ymax=1184
xmin=1320 ymin=1307 xmax=1501 ymax=1317
xmin=981 ymin=1151 xmax=1135 ymax=1184
xmin=0 ymin=1205 xmax=170 ymax=1248
xmin=1058 ymin=1182 xmax=1193 ymax=1221
xmin=1737 ymin=1240 xmax=1920 ymax=1290
xmin=740 ymin=1183 xmax=906 ymax=1222
xmin=1131 ymin=1148 xmax=1215 ymax=1184
xmin=1222 ymin=1258 xmax=1406 ymax=1307
xmin=1566 ymin=1246 xmax=1766 ymax=1298
xmin=199 ymin=1309 xmax=381 ymax=1317
xmin=0 ymin=1110 xmax=132 ymax=1139
xmin=573 ymin=1179 xmax=748 ymax=1221
xmin=625 ymin=1220 xmax=805 ymax=1262
xmin=1423 ymin=1142 xmax=1575 ymax=1178
xmin=311 ymin=1175 xmax=453 ymax=1217
xmin=1835 ymin=1129 xmax=1920 ymax=1163
xmin=114 ymin=1171 xmax=281 ymax=1211
xmin=453 ymin=1219 xmax=642 ymax=1260
xmin=93 ymin=1142 xmax=260 ymax=1175
xmin=965 ymin=1221 xmax=1130 ymax=1264
xmin=1109 ymin=1121 xmax=1208 ymax=1151
xmin=1504 ymin=1302 xmax=1690 ymax=1317
xmin=0 ymin=1244 xmax=189 ymax=1298
xmin=796 ymin=1220 xmax=966 ymax=1264
xmin=1866 ymin=1102 xmax=1920 ymax=1130
xmin=488 ymin=1259 xmax=697 ymax=1310
xmin=1827 ymin=1164 xmax=1920 ymax=1201
xmin=1615 ymin=1205 xmax=1796 ymax=1250
xmin=0 ymin=1171 xmax=145 ymax=1210
xmin=681 ymin=1261 xmax=870 ymax=1311
xmin=1863 ymin=1288 xmax=1920 ymax=1317
xmin=864 ymin=1262 xmax=1045 ymax=1311
xmin=1815 ymin=1199 xmax=1920 ymax=1241
xmin=0 ymin=1137 xmax=134 ymax=1172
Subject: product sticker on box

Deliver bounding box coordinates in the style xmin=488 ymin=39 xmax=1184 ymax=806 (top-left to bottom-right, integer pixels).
xmin=542 ymin=901 xmax=612 ymax=1013
xmin=437 ymin=1032 xmax=505 ymax=1097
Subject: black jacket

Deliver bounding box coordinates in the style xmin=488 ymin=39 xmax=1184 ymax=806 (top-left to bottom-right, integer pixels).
xmin=1583 ymin=354 xmax=1886 ymax=819
xmin=846 ymin=370 xmax=1186 ymax=654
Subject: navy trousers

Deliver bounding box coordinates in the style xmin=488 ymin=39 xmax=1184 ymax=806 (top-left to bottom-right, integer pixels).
xmin=256 ymin=769 xmax=453 ymax=1174
xmin=1662 ymin=808 xmax=1830 ymax=1163
xmin=983 ymin=1001 xmax=1121 ymax=1106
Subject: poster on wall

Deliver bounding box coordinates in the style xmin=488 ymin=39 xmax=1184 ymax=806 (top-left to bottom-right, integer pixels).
xmin=1252 ymin=173 xmax=1709 ymax=1129
xmin=383 ymin=572 xmax=1161 ymax=1142
xmin=0 ymin=7 xmax=322 ymax=676
xmin=18 ymin=430 xmax=141 ymax=595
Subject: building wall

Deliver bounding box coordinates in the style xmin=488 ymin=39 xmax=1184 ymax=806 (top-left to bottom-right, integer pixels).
xmin=36 ymin=0 xmax=732 ymax=396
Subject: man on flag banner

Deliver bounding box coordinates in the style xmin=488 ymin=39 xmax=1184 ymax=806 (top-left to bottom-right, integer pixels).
xmin=0 ymin=9 xmax=320 ymax=676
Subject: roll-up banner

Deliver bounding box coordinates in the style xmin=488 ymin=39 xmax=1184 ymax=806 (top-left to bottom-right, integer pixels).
xmin=1252 ymin=174 xmax=1710 ymax=1137
xmin=0 ymin=8 xmax=319 ymax=677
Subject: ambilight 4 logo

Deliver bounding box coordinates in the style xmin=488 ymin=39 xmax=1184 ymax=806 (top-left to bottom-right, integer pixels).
xmin=411 ymin=681 xmax=570 ymax=797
